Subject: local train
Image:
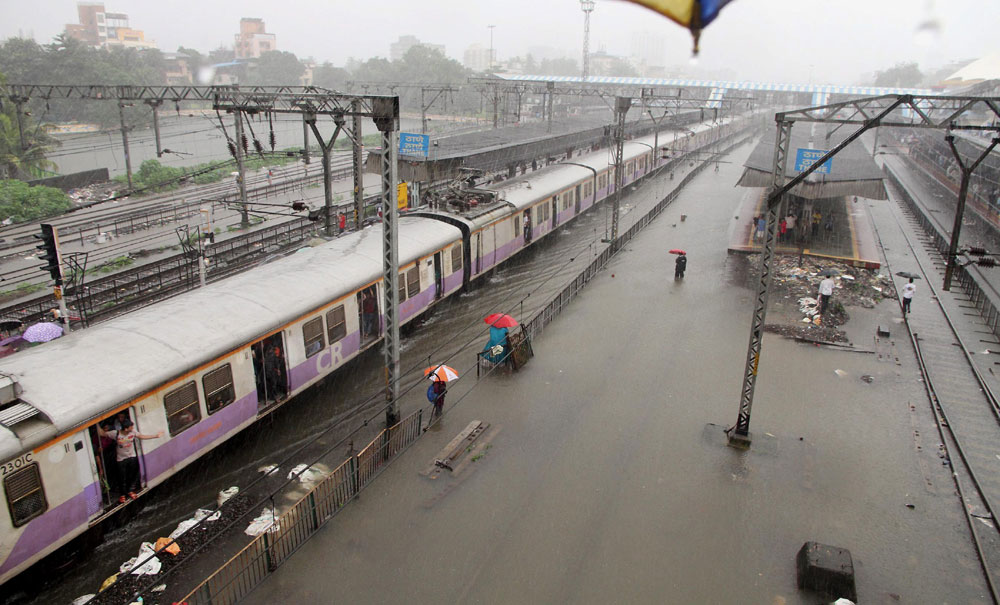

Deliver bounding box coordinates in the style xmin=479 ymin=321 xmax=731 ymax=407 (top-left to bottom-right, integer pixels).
xmin=0 ymin=114 xmax=748 ymax=584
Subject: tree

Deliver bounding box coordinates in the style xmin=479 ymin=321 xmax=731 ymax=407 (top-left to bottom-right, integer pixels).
xmin=595 ymin=57 xmax=638 ymax=78
xmin=312 ymin=62 xmax=349 ymax=90
xmin=873 ymin=62 xmax=923 ymax=88
xmin=247 ymin=50 xmax=305 ymax=86
xmin=0 ymin=72 xmax=60 ymax=179
xmin=0 ymin=179 xmax=72 ymax=223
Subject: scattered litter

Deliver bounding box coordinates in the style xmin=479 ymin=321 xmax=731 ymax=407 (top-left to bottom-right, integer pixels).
xmin=99 ymin=574 xmax=118 ymax=592
xmin=217 ymin=486 xmax=239 ymax=507
xmin=834 ymin=369 xmax=847 ymax=377
xmin=977 ymin=517 xmax=996 ymax=529
xmin=128 ymin=542 xmax=162 ymax=575
xmin=119 ymin=558 xmax=136 ymax=575
xmin=245 ymin=508 xmax=279 ymax=536
xmin=71 ymin=595 xmax=95 ymax=605
xmin=258 ymin=464 xmax=279 ymax=476
xmin=154 ymin=536 xmax=181 ymax=556
xmin=833 ymin=599 xmax=856 ymax=605
xmin=287 ymin=463 xmax=322 ymax=483
xmin=151 ymin=584 xmax=167 ymax=593
xmin=905 ymin=503 xmax=915 ymax=509
xmin=872 ymin=285 xmax=882 ymax=293
xmin=841 ymin=274 xmax=855 ymax=281
xmin=169 ymin=519 xmax=198 ymax=540
xmin=801 ymin=317 xmax=812 ymax=323
xmin=860 ymin=375 xmax=874 ymax=383
xmin=193 ymin=508 xmax=221 ymax=522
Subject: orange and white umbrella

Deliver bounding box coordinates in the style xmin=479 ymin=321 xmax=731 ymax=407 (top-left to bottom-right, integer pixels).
xmin=424 ymin=364 xmax=459 ymax=382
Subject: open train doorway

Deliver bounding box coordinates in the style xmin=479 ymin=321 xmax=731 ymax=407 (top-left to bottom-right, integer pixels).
xmin=433 ymin=252 xmax=443 ymax=299
xmin=88 ymin=406 xmax=138 ymax=510
xmin=358 ymin=284 xmax=380 ymax=346
xmin=252 ymin=332 xmax=287 ymax=411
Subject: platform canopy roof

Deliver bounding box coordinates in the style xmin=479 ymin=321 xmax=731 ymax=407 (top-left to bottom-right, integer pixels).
xmin=737 ymin=125 xmax=887 ymax=200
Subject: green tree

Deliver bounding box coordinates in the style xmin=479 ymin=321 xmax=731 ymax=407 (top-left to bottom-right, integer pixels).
xmin=873 ymin=62 xmax=923 ymax=88
xmin=312 ymin=62 xmax=349 ymax=90
xmin=0 ymin=179 xmax=72 ymax=223
xmin=0 ymin=72 xmax=60 ymax=179
xmin=248 ymin=50 xmax=305 ymax=86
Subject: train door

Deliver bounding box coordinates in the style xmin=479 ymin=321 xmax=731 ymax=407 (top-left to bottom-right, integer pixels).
xmin=433 ymin=252 xmax=443 ymax=299
xmin=474 ymin=232 xmax=482 ymax=274
xmin=87 ymin=407 xmax=137 ymax=510
xmin=252 ymin=332 xmax=288 ymax=410
xmin=524 ymin=209 xmax=533 ymax=244
xmin=575 ymin=185 xmax=582 ymax=214
xmin=551 ymin=197 xmax=558 ymax=229
xmin=358 ymin=284 xmax=380 ymax=345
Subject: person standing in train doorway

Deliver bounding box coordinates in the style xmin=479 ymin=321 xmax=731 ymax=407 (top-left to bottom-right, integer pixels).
xmin=98 ymin=419 xmax=161 ymax=503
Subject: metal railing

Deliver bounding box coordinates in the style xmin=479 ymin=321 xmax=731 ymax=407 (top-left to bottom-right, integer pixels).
xmin=182 ymin=409 xmax=423 ymax=605
xmin=886 ymin=166 xmax=1000 ymax=337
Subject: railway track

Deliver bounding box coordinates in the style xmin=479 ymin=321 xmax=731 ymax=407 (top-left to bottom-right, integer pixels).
xmin=876 ymin=169 xmax=1000 ymax=603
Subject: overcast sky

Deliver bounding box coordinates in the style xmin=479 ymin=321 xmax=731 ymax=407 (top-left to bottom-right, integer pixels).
xmin=1 ymin=0 xmax=997 ymax=85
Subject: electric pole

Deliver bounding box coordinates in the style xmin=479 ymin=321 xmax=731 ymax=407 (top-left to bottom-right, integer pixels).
xmin=581 ymin=0 xmax=595 ymax=80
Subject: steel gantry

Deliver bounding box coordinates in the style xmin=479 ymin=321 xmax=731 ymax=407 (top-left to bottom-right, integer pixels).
xmin=729 ymin=93 xmax=1000 ymax=447
xmin=3 ymin=83 xmax=407 ymax=427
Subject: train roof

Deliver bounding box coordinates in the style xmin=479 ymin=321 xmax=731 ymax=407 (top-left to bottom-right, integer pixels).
xmin=0 ymin=216 xmax=461 ymax=459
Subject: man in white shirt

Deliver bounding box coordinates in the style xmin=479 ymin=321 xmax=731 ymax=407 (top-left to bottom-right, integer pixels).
xmin=818 ymin=276 xmax=835 ymax=319
xmin=901 ymin=278 xmax=916 ymax=315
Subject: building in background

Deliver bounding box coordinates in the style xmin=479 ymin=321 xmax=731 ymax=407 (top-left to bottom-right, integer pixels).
xmin=390 ymin=35 xmax=445 ymax=61
xmin=64 ymin=2 xmax=156 ymax=49
xmin=235 ymin=18 xmax=276 ymax=59
xmin=629 ymin=31 xmax=666 ymax=77
xmin=463 ymin=44 xmax=494 ymax=72
xmin=163 ymin=52 xmax=193 ymax=85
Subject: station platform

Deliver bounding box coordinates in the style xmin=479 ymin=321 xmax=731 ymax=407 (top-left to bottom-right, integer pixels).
xmin=727 ymin=188 xmax=882 ymax=269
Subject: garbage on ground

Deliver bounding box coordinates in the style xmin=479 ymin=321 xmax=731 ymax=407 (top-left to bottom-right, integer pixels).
xmin=861 ymin=375 xmax=874 ymax=383
xmin=258 ymin=464 xmax=279 ymax=475
xmin=288 ymin=463 xmax=322 ymax=483
xmin=218 ymin=486 xmax=239 ymax=506
xmin=99 ymin=574 xmax=117 ymax=592
xmin=71 ymin=595 xmax=95 ymax=605
xmin=127 ymin=542 xmax=162 ymax=575
xmin=245 ymin=507 xmax=280 ymax=536
xmin=151 ymin=584 xmax=166 ymax=592
xmin=834 ymin=369 xmax=847 ymax=377
xmin=193 ymin=508 xmax=221 ymax=522
xmin=154 ymin=536 xmax=181 ymax=556
xmin=169 ymin=518 xmax=198 ymax=540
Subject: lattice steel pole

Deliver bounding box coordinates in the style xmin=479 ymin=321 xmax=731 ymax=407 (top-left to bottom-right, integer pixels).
xmin=352 ymin=100 xmax=364 ymax=229
xmin=610 ymin=96 xmax=630 ymax=242
xmin=233 ymin=110 xmax=249 ymax=228
xmin=118 ymin=102 xmax=134 ymax=190
xmin=373 ymin=97 xmax=401 ymax=427
xmin=729 ymin=118 xmax=792 ymax=447
xmin=581 ymin=0 xmax=595 ymax=80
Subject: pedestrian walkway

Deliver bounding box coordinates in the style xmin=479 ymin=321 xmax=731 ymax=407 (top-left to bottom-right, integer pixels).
xmin=241 ymin=142 xmax=988 ymax=604
xmin=728 ymin=188 xmax=881 ymax=268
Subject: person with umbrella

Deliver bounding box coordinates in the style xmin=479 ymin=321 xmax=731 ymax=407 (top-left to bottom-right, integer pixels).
xmin=901 ymin=277 xmax=916 ymax=316
xmin=674 ymin=251 xmax=687 ymax=279
xmin=424 ymin=365 xmax=459 ymax=417
xmin=483 ymin=314 xmax=517 ymax=364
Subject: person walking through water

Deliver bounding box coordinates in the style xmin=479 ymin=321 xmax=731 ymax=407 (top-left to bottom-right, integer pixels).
xmin=818 ymin=275 xmax=835 ymax=320
xmin=901 ymin=277 xmax=916 ymax=316
xmin=674 ymin=252 xmax=687 ymax=279
xmin=431 ymin=378 xmax=447 ymax=416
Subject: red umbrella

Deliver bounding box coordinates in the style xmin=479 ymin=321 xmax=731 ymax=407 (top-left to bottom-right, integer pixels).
xmin=669 ymin=249 xmax=686 ymax=255
xmin=484 ymin=313 xmax=519 ymax=328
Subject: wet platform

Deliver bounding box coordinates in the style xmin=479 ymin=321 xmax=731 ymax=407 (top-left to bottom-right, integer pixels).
xmin=727 ymin=188 xmax=882 ymax=268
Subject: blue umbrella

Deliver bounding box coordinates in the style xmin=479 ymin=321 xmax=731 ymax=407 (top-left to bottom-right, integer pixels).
xmin=22 ymin=322 xmax=63 ymax=343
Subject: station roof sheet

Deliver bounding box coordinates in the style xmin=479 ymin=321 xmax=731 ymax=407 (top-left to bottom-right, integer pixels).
xmin=737 ymin=125 xmax=888 ymax=200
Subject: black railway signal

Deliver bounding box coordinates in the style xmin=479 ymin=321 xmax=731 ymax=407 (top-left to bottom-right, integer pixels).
xmin=35 ymin=223 xmax=63 ymax=285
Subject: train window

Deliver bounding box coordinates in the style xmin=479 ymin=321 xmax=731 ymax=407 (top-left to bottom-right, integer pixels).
xmin=204 ymin=364 xmax=235 ymax=414
xmin=598 ymin=174 xmax=607 ymax=190
xmin=450 ymin=245 xmax=462 ymax=272
xmin=164 ymin=381 xmax=201 ymax=436
xmin=326 ymin=305 xmax=346 ymax=343
xmin=4 ymin=463 xmax=47 ymax=527
xmin=398 ymin=274 xmax=408 ymax=302
xmin=584 ymin=182 xmax=592 ymax=198
xmin=406 ymin=266 xmax=420 ymax=299
xmin=514 ymin=216 xmax=520 ymax=236
xmin=302 ymin=317 xmax=325 ymax=358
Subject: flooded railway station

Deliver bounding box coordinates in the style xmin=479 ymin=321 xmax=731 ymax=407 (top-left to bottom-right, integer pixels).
xmin=2 ymin=2 xmax=1000 ymax=604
